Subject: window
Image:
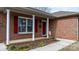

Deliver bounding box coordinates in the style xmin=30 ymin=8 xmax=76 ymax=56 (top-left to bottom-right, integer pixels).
xmin=27 ymin=19 xmax=33 ymax=32
xmin=18 ymin=18 xmax=26 ymax=32
xmin=18 ymin=16 xmax=32 ymax=34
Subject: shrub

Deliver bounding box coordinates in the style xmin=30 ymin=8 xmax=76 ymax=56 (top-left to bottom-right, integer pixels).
xmin=38 ymin=42 xmax=46 ymax=47
xmin=7 ymin=44 xmax=32 ymax=51
xmin=7 ymin=44 xmax=18 ymax=51
xmin=18 ymin=46 xmax=32 ymax=51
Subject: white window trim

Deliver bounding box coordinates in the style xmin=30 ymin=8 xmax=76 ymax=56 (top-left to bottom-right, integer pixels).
xmin=18 ymin=16 xmax=33 ymax=34
xmin=42 ymin=19 xmax=47 ymax=22
xmin=18 ymin=32 xmax=32 ymax=34
xmin=18 ymin=16 xmax=32 ymax=19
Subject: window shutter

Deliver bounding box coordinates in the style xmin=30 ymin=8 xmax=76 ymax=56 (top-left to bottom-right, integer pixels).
xmin=14 ymin=16 xmax=18 ymax=33
xmin=35 ymin=19 xmax=38 ymax=32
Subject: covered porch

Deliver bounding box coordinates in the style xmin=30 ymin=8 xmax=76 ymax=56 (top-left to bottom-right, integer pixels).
xmin=5 ymin=7 xmax=54 ymax=45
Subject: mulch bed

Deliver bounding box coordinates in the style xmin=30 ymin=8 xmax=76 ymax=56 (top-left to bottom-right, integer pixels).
xmin=7 ymin=39 xmax=58 ymax=51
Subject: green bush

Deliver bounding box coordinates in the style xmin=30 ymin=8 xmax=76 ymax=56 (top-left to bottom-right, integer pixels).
xmin=7 ymin=44 xmax=18 ymax=51
xmin=18 ymin=46 xmax=32 ymax=51
xmin=7 ymin=44 xmax=32 ymax=51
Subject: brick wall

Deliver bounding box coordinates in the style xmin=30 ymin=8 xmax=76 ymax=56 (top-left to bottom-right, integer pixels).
xmin=50 ymin=17 xmax=78 ymax=40
xmin=0 ymin=12 xmax=6 ymax=42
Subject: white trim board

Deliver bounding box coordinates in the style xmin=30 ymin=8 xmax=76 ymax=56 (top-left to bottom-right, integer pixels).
xmin=56 ymin=38 xmax=77 ymax=42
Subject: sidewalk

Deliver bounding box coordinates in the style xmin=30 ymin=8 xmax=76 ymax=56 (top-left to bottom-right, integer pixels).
xmin=30 ymin=40 xmax=76 ymax=51
xmin=0 ymin=43 xmax=7 ymax=51
xmin=60 ymin=41 xmax=79 ymax=51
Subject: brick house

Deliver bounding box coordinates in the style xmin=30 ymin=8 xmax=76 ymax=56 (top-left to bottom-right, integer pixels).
xmin=0 ymin=7 xmax=78 ymax=45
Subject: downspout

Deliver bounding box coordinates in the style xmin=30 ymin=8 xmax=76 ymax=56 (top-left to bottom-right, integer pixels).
xmin=77 ymin=17 xmax=79 ymax=40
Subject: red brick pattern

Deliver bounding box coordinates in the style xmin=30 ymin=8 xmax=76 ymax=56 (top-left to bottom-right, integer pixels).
xmin=50 ymin=17 xmax=78 ymax=40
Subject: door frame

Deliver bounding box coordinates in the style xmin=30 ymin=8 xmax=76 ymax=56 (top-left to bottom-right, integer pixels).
xmin=42 ymin=20 xmax=47 ymax=36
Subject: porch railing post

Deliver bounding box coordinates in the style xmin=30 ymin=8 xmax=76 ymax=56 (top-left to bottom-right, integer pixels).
xmin=32 ymin=15 xmax=35 ymax=41
xmin=47 ymin=18 xmax=49 ymax=38
xmin=6 ymin=9 xmax=10 ymax=45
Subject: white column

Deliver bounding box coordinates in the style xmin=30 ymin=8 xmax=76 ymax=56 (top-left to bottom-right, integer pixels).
xmin=47 ymin=18 xmax=49 ymax=38
xmin=6 ymin=9 xmax=10 ymax=45
xmin=32 ymin=15 xmax=35 ymax=41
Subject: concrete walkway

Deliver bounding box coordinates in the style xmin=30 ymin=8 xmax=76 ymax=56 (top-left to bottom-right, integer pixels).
xmin=0 ymin=43 xmax=7 ymax=51
xmin=60 ymin=41 xmax=79 ymax=51
xmin=30 ymin=40 xmax=76 ymax=51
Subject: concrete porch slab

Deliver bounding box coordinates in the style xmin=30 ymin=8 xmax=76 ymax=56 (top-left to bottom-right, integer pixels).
xmin=9 ymin=37 xmax=49 ymax=44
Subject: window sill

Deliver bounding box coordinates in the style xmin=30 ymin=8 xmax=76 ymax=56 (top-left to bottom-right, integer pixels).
xmin=18 ymin=32 xmax=32 ymax=35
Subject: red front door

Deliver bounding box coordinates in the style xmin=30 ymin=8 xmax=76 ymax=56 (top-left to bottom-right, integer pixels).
xmin=42 ymin=21 xmax=46 ymax=36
